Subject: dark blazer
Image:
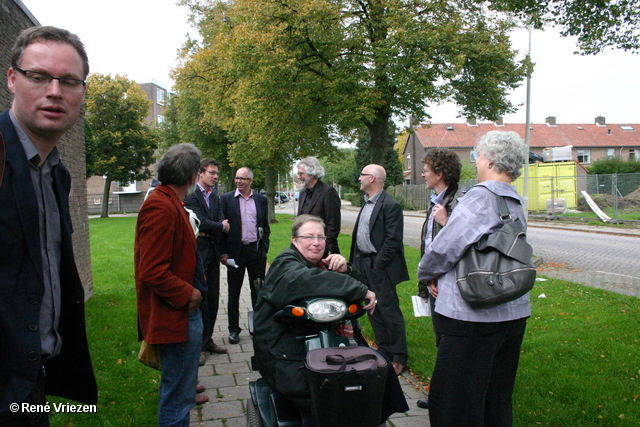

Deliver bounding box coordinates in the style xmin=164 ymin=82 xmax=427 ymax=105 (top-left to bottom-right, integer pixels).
xmin=0 ymin=111 xmax=97 ymax=410
xmin=219 ymin=190 xmax=270 ymax=260
xmin=184 ymin=187 xmax=225 ymax=261
xmin=350 ymin=190 xmax=409 ymax=286
xmin=297 ymin=179 xmax=342 ymax=254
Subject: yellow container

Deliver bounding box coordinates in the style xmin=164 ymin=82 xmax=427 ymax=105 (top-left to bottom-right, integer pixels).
xmin=513 ymin=162 xmax=577 ymax=212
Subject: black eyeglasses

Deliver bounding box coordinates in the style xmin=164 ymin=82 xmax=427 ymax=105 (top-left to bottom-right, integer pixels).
xmin=14 ymin=67 xmax=85 ymax=92
xmin=360 ymin=173 xmax=373 ymax=177
xmin=235 ymin=176 xmax=252 ymax=181
xmin=203 ymin=170 xmax=219 ymax=176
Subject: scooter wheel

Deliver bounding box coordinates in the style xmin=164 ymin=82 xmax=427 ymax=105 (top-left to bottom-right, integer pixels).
xmin=246 ymin=396 xmax=264 ymax=427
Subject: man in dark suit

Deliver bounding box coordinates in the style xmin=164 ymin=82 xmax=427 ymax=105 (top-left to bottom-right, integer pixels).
xmin=184 ymin=159 xmax=230 ymax=361
xmin=0 ymin=26 xmax=97 ymax=424
xmin=219 ymin=167 xmax=270 ymax=344
xmin=296 ymin=157 xmax=342 ymax=254
xmin=350 ymin=164 xmax=409 ymax=376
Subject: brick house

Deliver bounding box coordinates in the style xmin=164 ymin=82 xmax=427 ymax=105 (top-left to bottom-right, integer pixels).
xmin=86 ymin=80 xmax=168 ymax=214
xmin=1 ymin=0 xmax=93 ymax=296
xmin=402 ymin=116 xmax=640 ymax=185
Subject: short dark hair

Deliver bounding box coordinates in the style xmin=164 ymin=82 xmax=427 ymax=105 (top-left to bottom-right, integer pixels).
xmin=200 ymin=159 xmax=221 ymax=172
xmin=422 ymin=148 xmax=462 ymax=186
xmin=157 ymin=143 xmax=201 ymax=187
xmin=292 ymin=214 xmax=325 ymax=237
xmin=12 ymin=26 xmax=89 ymax=78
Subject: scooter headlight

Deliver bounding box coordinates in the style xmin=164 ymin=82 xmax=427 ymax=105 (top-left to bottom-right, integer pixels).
xmin=306 ymin=299 xmax=347 ymax=322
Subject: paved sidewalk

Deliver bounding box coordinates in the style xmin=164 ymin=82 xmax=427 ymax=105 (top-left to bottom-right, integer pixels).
xmin=190 ymin=266 xmax=430 ymax=426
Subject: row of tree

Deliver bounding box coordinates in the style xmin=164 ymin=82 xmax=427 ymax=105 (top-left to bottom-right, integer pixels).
xmin=84 ymin=0 xmax=640 ymax=218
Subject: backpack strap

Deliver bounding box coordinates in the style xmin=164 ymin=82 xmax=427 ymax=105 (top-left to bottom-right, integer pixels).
xmin=495 ymin=193 xmax=513 ymax=223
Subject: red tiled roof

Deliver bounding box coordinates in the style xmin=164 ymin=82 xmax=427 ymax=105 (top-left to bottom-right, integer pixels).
xmin=413 ymin=123 xmax=640 ymax=149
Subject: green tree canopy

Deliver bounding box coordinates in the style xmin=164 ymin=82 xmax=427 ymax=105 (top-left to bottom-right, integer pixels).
xmin=85 ymin=74 xmax=159 ymax=217
xmin=487 ymin=0 xmax=640 ymax=55
xmin=175 ymin=0 xmax=531 ymax=168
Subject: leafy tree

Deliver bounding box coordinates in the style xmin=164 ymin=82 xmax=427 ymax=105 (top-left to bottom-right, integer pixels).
xmin=322 ymin=148 xmax=359 ymax=193
xmin=176 ymin=0 xmax=530 ymax=168
xmin=85 ymin=74 xmax=159 ymax=218
xmin=487 ymin=0 xmax=640 ymax=54
xmin=588 ymin=157 xmax=640 ymax=174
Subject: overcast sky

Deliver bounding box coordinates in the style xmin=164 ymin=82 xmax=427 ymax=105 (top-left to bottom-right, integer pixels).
xmin=23 ymin=0 xmax=640 ymax=126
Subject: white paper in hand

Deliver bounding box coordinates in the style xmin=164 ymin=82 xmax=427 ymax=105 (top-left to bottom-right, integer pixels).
xmin=412 ymin=295 xmax=431 ymax=317
xmin=227 ymin=259 xmax=239 ymax=268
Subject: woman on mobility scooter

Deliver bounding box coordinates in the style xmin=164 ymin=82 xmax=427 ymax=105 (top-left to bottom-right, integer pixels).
xmin=252 ymin=215 xmax=408 ymax=426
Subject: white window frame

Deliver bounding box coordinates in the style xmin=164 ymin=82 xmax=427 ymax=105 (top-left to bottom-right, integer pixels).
xmin=114 ymin=181 xmax=140 ymax=194
xmin=156 ymin=88 xmax=165 ymax=106
xmin=576 ymin=149 xmax=591 ymax=164
xmin=607 ymin=148 xmax=615 ymax=159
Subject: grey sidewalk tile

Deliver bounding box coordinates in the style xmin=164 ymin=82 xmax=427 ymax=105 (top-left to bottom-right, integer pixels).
xmin=199 ymin=399 xmax=245 ymax=420
xmin=199 ymin=373 xmax=237 ymax=389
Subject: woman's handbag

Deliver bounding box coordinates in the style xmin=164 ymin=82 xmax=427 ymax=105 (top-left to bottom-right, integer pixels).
xmin=138 ymin=340 xmax=162 ymax=370
xmin=455 ymin=193 xmax=536 ymax=308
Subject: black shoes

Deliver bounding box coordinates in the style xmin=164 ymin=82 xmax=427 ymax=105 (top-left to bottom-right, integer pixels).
xmin=417 ymin=398 xmax=429 ymax=409
xmin=229 ymin=331 xmax=240 ymax=344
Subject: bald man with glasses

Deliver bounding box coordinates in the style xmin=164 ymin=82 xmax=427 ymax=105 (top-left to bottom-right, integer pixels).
xmin=219 ymin=167 xmax=270 ymax=345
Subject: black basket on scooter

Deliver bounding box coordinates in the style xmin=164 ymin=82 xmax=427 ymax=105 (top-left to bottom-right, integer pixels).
xmin=305 ymin=346 xmax=388 ymax=427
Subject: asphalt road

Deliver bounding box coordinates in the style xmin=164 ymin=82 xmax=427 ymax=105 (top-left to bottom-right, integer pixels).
xmin=340 ymin=207 xmax=640 ymax=297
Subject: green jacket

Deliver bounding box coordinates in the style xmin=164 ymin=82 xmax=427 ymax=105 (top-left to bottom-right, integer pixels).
xmin=253 ymin=246 xmax=369 ymax=397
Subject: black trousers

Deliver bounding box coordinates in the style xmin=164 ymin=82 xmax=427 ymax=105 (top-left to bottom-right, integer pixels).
xmin=201 ymin=249 xmax=221 ymax=349
xmin=227 ymin=243 xmax=264 ymax=334
xmin=0 ymin=368 xmax=49 ymax=427
xmin=429 ymin=316 xmax=527 ymax=427
xmin=352 ymin=252 xmax=408 ymax=365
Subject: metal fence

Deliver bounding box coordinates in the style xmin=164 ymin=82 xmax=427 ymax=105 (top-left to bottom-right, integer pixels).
xmin=387 ymin=173 xmax=640 ymax=215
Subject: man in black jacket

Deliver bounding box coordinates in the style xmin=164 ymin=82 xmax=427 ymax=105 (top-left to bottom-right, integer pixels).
xmin=296 ymin=157 xmax=342 ymax=254
xmin=219 ymin=167 xmax=270 ymax=344
xmin=350 ymin=164 xmax=410 ymax=376
xmin=0 ymin=26 xmax=97 ymax=424
xmin=184 ymin=159 xmax=230 ymax=359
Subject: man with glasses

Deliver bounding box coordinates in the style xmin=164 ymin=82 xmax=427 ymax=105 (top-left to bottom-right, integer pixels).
xmin=219 ymin=167 xmax=270 ymax=344
xmin=0 ymin=26 xmax=97 ymax=424
xmin=184 ymin=159 xmax=230 ymax=367
xmin=350 ymin=164 xmax=409 ymax=376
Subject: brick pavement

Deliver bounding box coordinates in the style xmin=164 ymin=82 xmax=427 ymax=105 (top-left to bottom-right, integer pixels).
xmin=190 ymin=265 xmax=431 ymax=427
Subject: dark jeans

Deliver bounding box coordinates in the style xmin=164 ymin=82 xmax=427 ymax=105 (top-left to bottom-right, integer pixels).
xmin=352 ymin=253 xmax=408 ymax=365
xmin=0 ymin=368 xmax=49 ymax=427
xmin=227 ymin=243 xmax=264 ymax=334
xmin=429 ymin=316 xmax=527 ymax=427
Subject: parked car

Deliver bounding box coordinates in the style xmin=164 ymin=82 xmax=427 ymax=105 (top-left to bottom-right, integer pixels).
xmin=275 ymin=191 xmax=289 ymax=204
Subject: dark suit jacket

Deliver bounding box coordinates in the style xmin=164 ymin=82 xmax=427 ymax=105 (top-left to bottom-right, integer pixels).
xmin=184 ymin=187 xmax=225 ymax=262
xmin=297 ymin=179 xmax=342 ymax=254
xmin=135 ymin=185 xmax=198 ymax=344
xmin=219 ymin=190 xmax=270 ymax=260
xmin=350 ymin=190 xmax=409 ymax=286
xmin=0 ymin=110 xmax=97 ymax=410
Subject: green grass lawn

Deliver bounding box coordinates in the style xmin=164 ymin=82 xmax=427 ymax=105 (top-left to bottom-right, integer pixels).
xmin=50 ymin=214 xmax=639 ymax=426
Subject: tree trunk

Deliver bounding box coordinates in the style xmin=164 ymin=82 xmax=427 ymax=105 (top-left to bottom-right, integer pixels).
xmin=367 ymin=107 xmax=390 ymax=166
xmin=101 ymin=177 xmax=111 ymax=218
xmin=264 ymin=163 xmax=278 ymax=223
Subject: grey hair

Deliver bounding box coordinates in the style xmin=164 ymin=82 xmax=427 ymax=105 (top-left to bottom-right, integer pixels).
xmin=298 ymin=157 xmax=325 ymax=179
xmin=157 ymin=143 xmax=202 ymax=187
xmin=291 ymin=214 xmax=325 ymax=237
xmin=12 ymin=26 xmax=89 ymax=78
xmin=475 ymin=131 xmax=527 ymax=180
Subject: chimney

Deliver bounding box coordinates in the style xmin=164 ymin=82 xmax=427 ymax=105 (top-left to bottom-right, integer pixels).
xmin=466 ymin=117 xmax=477 ymax=126
xmin=545 ymin=116 xmax=557 ymax=126
xmin=494 ymin=117 xmax=504 ymax=126
xmin=595 ymin=116 xmax=606 ymax=126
